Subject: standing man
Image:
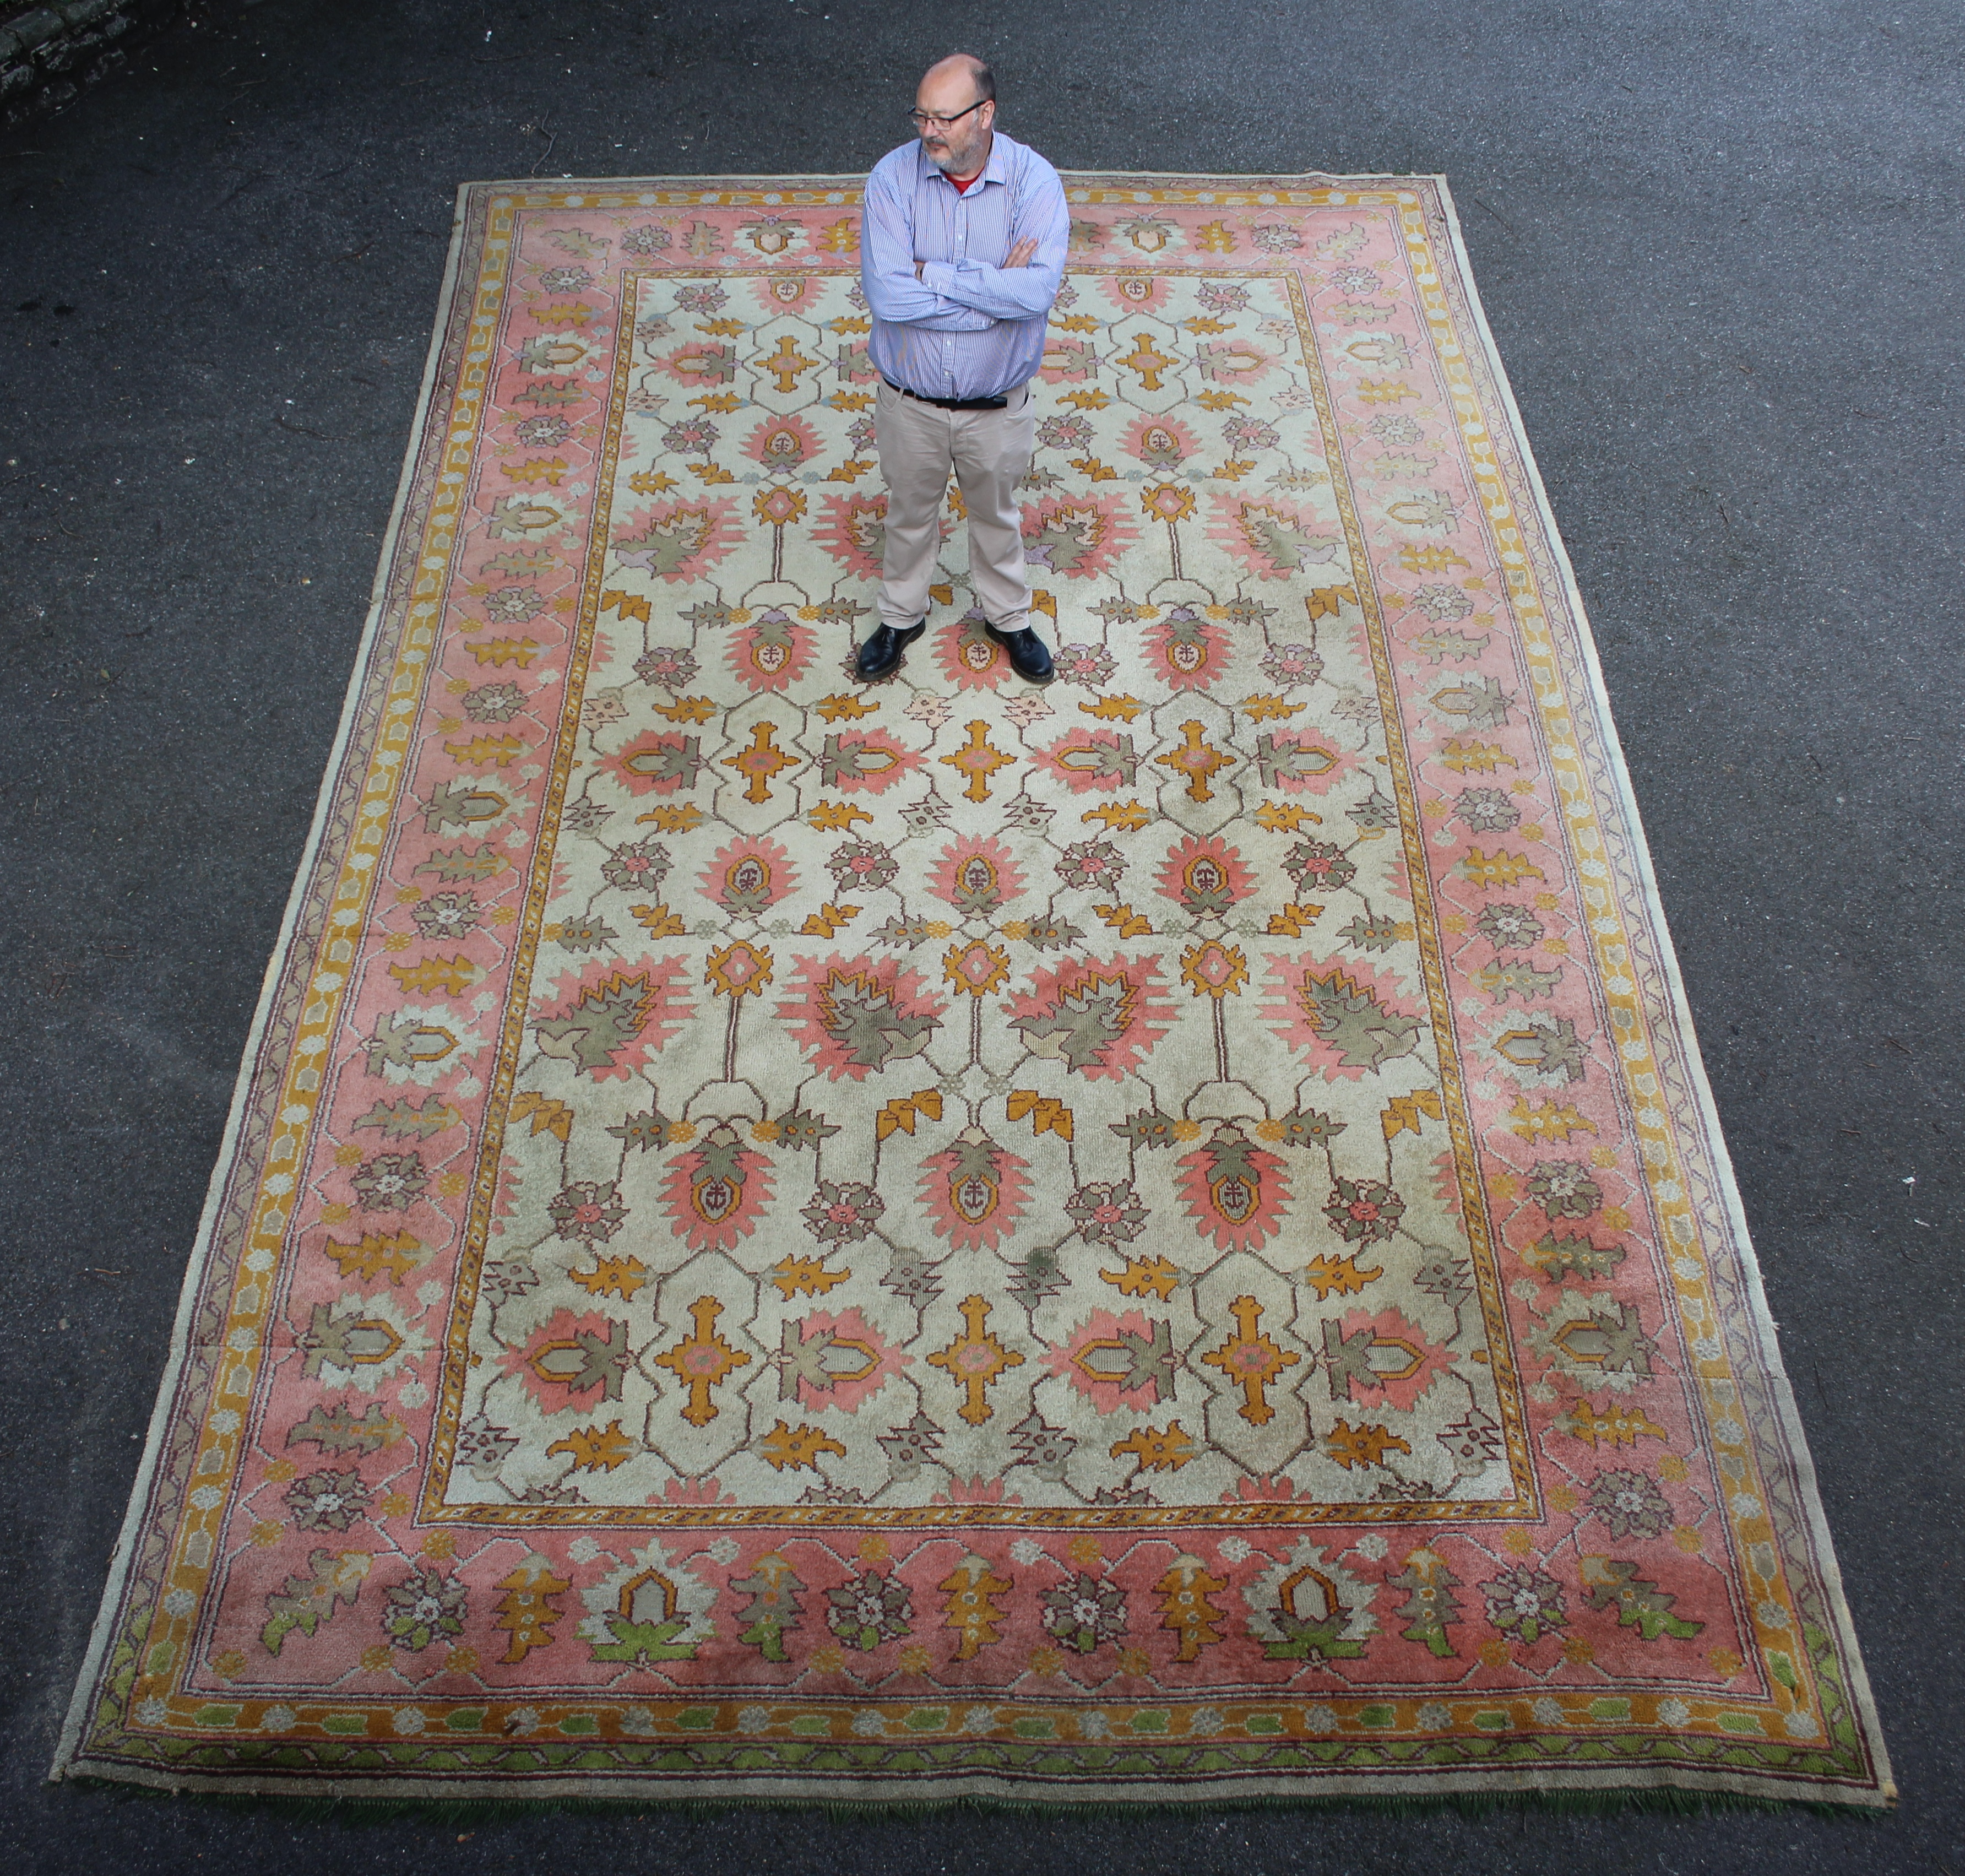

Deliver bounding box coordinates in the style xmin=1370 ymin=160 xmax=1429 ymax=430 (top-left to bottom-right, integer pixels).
xmin=856 ymin=54 xmax=1069 ymax=684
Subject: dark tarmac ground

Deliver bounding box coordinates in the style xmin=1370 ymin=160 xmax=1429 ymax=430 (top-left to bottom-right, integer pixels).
xmin=3 ymin=0 xmax=1961 ymax=1870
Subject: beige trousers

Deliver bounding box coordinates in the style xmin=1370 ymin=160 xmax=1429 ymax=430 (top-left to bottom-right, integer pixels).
xmin=873 ymin=378 xmax=1038 ymax=633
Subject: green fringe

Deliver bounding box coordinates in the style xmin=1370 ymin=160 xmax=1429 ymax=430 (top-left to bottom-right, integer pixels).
xmin=58 ymin=1774 xmax=1888 ymax=1826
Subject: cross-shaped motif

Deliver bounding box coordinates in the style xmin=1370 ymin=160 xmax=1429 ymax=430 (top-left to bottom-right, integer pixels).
xmin=653 ymin=1296 xmax=751 ymax=1427
xmin=1200 ymin=1295 xmax=1300 ymax=1426
xmin=938 ymin=719 xmax=1013 ymax=803
xmin=756 ymin=333 xmax=822 ymax=393
xmin=720 ymin=720 xmax=797 ymax=802
xmin=927 ymin=1295 xmax=1024 ymax=1425
xmin=1116 ymin=330 xmax=1175 ymax=391
xmin=1154 ymin=719 xmax=1234 ymax=801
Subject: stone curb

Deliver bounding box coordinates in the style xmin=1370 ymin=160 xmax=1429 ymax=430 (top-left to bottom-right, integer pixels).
xmin=0 ymin=0 xmax=180 ymax=124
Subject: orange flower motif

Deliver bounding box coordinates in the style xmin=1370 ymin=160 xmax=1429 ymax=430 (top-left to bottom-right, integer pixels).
xmin=1141 ymin=481 xmax=1197 ymax=524
xmin=752 ymin=484 xmax=807 ymax=527
xmin=705 ymin=941 xmax=774 ymax=998
xmin=1180 ymin=940 xmax=1249 ymax=999
xmin=942 ymin=940 xmax=1010 ymax=998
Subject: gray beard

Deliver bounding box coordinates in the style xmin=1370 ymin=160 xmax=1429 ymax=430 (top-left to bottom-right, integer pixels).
xmin=927 ymin=130 xmax=991 ymax=176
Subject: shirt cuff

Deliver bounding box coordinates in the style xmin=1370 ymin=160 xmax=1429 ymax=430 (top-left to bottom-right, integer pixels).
xmin=918 ymin=260 xmax=959 ymax=296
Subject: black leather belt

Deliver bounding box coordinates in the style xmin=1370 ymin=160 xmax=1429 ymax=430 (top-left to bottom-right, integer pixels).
xmin=884 ymin=378 xmax=1009 ymax=411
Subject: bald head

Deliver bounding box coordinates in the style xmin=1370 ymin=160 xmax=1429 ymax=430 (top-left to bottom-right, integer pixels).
xmin=922 ymin=52 xmax=994 ymax=103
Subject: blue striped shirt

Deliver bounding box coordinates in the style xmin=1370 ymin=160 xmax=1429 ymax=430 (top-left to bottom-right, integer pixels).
xmin=861 ymin=131 xmax=1069 ymax=401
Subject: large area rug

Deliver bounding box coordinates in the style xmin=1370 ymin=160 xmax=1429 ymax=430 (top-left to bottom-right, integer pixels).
xmin=57 ymin=173 xmax=1890 ymax=1808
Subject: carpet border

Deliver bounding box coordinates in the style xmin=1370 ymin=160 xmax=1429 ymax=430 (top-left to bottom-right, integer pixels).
xmin=50 ymin=178 xmax=481 ymax=1788
xmin=50 ymin=169 xmax=1892 ymax=1811
xmin=1425 ymin=175 xmax=1893 ymax=1807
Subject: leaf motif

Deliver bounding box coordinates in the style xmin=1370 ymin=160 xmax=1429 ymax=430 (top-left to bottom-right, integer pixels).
xmin=1325 ymin=1418 xmax=1412 ymax=1470
xmin=1561 ymin=1400 xmax=1668 ymax=1447
xmin=599 ymin=588 xmax=652 ymax=624
xmin=1301 ymin=968 xmax=1422 ymax=1071
xmin=1381 ymin=1088 xmax=1444 ymax=1141
xmin=570 ymin=1255 xmax=650 ymax=1300
xmin=635 ymin=805 xmax=705 ymax=832
xmin=350 ymin=1096 xmax=460 ymax=1140
xmin=1397 ymin=544 xmax=1472 ymax=573
xmin=1457 ymin=848 xmax=1545 ymax=888
xmin=758 ymin=1419 xmax=847 ymax=1471
xmin=1007 ymin=1089 xmax=1073 ymax=1140
xmin=387 ymin=955 xmax=484 ymax=996
xmin=653 ymin=695 xmax=718 ymax=723
xmin=534 ymin=970 xmax=659 ymax=1074
xmin=1477 ymin=959 xmax=1564 ymax=1004
xmin=1264 ymin=902 xmax=1324 ymax=936
xmin=1304 ymin=1253 xmax=1382 ymax=1299
xmin=1409 ymin=626 xmax=1491 ymax=663
xmin=1304 ymin=584 xmax=1358 ymax=621
xmin=1110 ymin=1421 xmax=1193 ymax=1472
xmin=1093 ymin=903 xmax=1154 ymax=937
xmin=1080 ymin=801 xmax=1150 ymax=831
xmin=1253 ymin=801 xmax=1323 ymax=832
xmin=799 ymin=902 xmax=861 ymax=937
xmin=547 ymin=1420 xmax=634 ymax=1472
xmin=415 ymin=846 xmax=507 ymax=883
xmin=628 ymin=903 xmax=688 ymax=937
xmin=876 ymin=1089 xmax=943 ymax=1139
xmin=1441 ymin=737 xmax=1517 ymax=774
xmin=444 ymin=733 xmax=526 ymax=766
xmin=1098 ymin=1254 xmax=1181 ymax=1300
xmin=771 ymin=1255 xmax=851 ymax=1298
xmin=322 ymin=1231 xmax=428 ymax=1285
xmin=1079 ymin=695 xmax=1144 ymax=722
xmin=509 ymin=1089 xmax=574 ymax=1143
xmin=286 ymin=1405 xmax=405 ymax=1455
xmin=468 ymin=638 xmax=538 ymax=668
xmin=1508 ymin=1097 xmax=1598 ymax=1142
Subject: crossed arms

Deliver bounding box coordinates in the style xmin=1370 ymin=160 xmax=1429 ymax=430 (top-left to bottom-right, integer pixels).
xmin=859 ymin=157 xmax=1068 ymax=333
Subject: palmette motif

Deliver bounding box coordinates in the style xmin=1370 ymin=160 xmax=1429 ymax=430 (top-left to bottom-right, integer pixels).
xmin=56 ymin=176 xmax=1888 ymax=1807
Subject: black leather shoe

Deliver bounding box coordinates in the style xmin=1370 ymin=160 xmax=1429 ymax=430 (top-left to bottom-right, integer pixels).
xmin=985 ymin=622 xmax=1054 ymax=684
xmin=854 ymin=619 xmax=925 ymax=681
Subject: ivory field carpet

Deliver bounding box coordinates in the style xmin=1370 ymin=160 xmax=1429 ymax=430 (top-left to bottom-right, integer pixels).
xmin=56 ymin=173 xmax=1891 ymax=1809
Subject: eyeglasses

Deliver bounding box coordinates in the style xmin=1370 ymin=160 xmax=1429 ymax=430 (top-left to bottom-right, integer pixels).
xmin=908 ymin=99 xmax=987 ymax=131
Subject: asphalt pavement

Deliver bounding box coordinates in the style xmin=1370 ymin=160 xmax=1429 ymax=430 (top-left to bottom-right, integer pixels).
xmin=2 ymin=1 xmax=1959 ymax=1870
